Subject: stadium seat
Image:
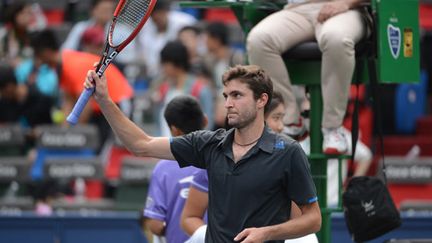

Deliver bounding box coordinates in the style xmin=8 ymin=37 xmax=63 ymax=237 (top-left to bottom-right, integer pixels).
xmin=0 ymin=125 xmax=31 ymax=204
xmin=395 ymin=70 xmax=428 ymax=133
xmin=30 ymin=124 xmax=100 ymax=180
xmin=114 ymin=156 xmax=158 ymax=211
xmin=0 ymin=124 xmax=26 ymax=157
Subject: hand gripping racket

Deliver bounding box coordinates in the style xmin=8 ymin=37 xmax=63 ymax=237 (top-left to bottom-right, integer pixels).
xmin=67 ymin=0 xmax=157 ymax=125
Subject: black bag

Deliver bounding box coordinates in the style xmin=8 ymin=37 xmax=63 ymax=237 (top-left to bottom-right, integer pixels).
xmin=342 ymin=176 xmax=401 ymax=242
xmin=343 ymin=11 xmax=401 ymax=242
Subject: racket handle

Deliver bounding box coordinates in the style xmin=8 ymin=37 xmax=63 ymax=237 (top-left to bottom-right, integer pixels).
xmin=66 ymin=87 xmax=95 ymax=125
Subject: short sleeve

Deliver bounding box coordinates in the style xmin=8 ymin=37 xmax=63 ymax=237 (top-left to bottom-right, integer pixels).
xmin=191 ymin=170 xmax=208 ymax=192
xmin=143 ymin=164 xmax=167 ymax=221
xmin=170 ymin=130 xmax=217 ymax=169
xmin=286 ymin=144 xmax=318 ymax=205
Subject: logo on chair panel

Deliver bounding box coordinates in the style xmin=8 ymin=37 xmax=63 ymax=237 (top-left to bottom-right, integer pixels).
xmin=387 ymin=24 xmax=401 ymax=59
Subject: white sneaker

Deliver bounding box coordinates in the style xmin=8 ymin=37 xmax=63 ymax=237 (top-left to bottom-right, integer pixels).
xmin=322 ymin=127 xmax=348 ymax=155
xmin=283 ymin=117 xmax=308 ymax=140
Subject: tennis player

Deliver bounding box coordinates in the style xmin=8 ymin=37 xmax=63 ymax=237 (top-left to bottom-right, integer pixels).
xmin=84 ymin=64 xmax=321 ymax=243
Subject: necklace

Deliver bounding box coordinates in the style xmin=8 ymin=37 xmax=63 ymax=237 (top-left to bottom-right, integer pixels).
xmin=233 ymin=137 xmax=260 ymax=147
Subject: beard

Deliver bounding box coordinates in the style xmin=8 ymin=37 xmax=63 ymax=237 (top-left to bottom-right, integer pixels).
xmin=227 ymin=108 xmax=257 ymax=129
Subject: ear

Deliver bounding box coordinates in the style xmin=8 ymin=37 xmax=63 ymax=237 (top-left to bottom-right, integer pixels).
xmin=202 ymin=115 xmax=209 ymax=129
xmin=256 ymin=93 xmax=269 ymax=109
xmin=170 ymin=125 xmax=183 ymax=136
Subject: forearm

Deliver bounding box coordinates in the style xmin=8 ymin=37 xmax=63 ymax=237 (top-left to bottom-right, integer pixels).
xmin=181 ymin=187 xmax=208 ymax=235
xmin=353 ymin=160 xmax=372 ymax=176
xmin=353 ymin=142 xmax=372 ymax=176
xmin=85 ymin=70 xmax=174 ymax=160
xmin=266 ymin=213 xmax=321 ymax=240
xmin=145 ymin=219 xmax=166 ymax=236
xmin=97 ymin=97 xmax=171 ymax=159
xmin=98 ymin=97 xmax=148 ymax=154
xmin=264 ymin=202 xmax=321 ymax=241
xmin=181 ymin=217 xmax=205 ymax=236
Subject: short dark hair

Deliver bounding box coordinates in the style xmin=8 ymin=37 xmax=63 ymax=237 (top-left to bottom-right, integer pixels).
xmin=206 ymin=22 xmax=228 ymax=46
xmin=30 ymin=29 xmax=60 ymax=55
xmin=0 ymin=64 xmax=17 ymax=90
xmin=4 ymin=1 xmax=28 ymax=24
xmin=164 ymin=95 xmax=205 ymax=134
xmin=160 ymin=41 xmax=190 ymax=71
xmin=265 ymin=91 xmax=284 ymax=116
xmin=153 ymin=0 xmax=170 ymax=12
xmin=179 ymin=25 xmax=201 ymax=36
xmin=91 ymin=0 xmax=115 ymax=9
xmin=222 ymin=65 xmax=273 ymax=111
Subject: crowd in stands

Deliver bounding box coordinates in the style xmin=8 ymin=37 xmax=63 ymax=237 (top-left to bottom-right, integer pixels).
xmin=0 ymin=0 xmax=246 ymax=216
xmin=0 ymin=0 xmax=246 ymax=140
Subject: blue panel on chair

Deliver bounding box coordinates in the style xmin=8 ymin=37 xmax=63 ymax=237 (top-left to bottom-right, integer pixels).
xmin=31 ymin=124 xmax=100 ymax=180
xmin=31 ymin=149 xmax=95 ymax=180
xmin=395 ymin=70 xmax=428 ymax=134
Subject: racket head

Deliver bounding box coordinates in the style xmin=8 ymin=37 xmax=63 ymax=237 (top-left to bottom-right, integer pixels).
xmin=108 ymin=0 xmax=157 ymax=49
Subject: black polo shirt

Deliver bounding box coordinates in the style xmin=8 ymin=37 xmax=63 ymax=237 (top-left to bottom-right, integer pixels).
xmin=171 ymin=127 xmax=317 ymax=243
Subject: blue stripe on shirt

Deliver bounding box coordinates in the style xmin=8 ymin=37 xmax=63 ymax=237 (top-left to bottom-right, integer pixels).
xmin=308 ymin=197 xmax=318 ymax=203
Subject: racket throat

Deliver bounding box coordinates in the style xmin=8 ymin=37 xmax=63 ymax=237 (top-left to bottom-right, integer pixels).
xmin=97 ymin=49 xmax=119 ymax=77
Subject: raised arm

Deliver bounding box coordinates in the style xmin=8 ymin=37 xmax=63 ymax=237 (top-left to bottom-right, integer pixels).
xmin=84 ymin=70 xmax=175 ymax=160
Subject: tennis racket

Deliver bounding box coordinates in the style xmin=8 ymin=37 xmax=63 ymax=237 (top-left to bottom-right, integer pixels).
xmin=67 ymin=0 xmax=157 ymax=125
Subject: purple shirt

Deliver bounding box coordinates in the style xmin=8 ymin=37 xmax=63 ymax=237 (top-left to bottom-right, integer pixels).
xmin=191 ymin=170 xmax=209 ymax=224
xmin=144 ymin=160 xmax=203 ymax=243
xmin=191 ymin=170 xmax=208 ymax=192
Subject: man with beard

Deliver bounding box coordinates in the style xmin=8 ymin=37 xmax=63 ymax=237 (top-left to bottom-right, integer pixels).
xmin=83 ymin=64 xmax=321 ymax=243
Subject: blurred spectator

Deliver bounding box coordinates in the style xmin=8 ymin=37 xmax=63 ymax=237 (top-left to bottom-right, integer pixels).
xmin=0 ymin=64 xmax=21 ymax=123
xmin=14 ymin=58 xmax=59 ymax=98
xmin=61 ymin=0 xmax=114 ymax=51
xmin=14 ymin=10 xmax=105 ymax=101
xmin=138 ymin=0 xmax=197 ymax=79
xmin=80 ymin=25 xmax=105 ymax=55
xmin=29 ymin=179 xmax=60 ymax=216
xmin=144 ymin=95 xmax=206 ymax=243
xmin=61 ymin=0 xmax=145 ymax=72
xmin=14 ymin=29 xmax=59 ymax=99
xmin=30 ymin=29 xmax=133 ymax=148
xmin=203 ymin=21 xmax=245 ymax=128
xmin=177 ymin=25 xmax=208 ymax=77
xmin=0 ymin=63 xmax=53 ymax=127
xmin=153 ymin=41 xmax=214 ymax=136
xmin=63 ymin=0 xmax=80 ymax=23
xmin=247 ymin=1 xmax=367 ymax=154
xmin=298 ymin=94 xmax=373 ymax=207
xmin=203 ymin=22 xmax=244 ymax=90
xmin=0 ymin=1 xmax=54 ymax=100
xmin=0 ymin=1 xmax=45 ymax=67
xmin=299 ymin=126 xmax=372 ymax=207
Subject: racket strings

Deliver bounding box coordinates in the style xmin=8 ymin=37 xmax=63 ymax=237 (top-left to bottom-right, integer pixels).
xmin=112 ymin=0 xmax=151 ymax=46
